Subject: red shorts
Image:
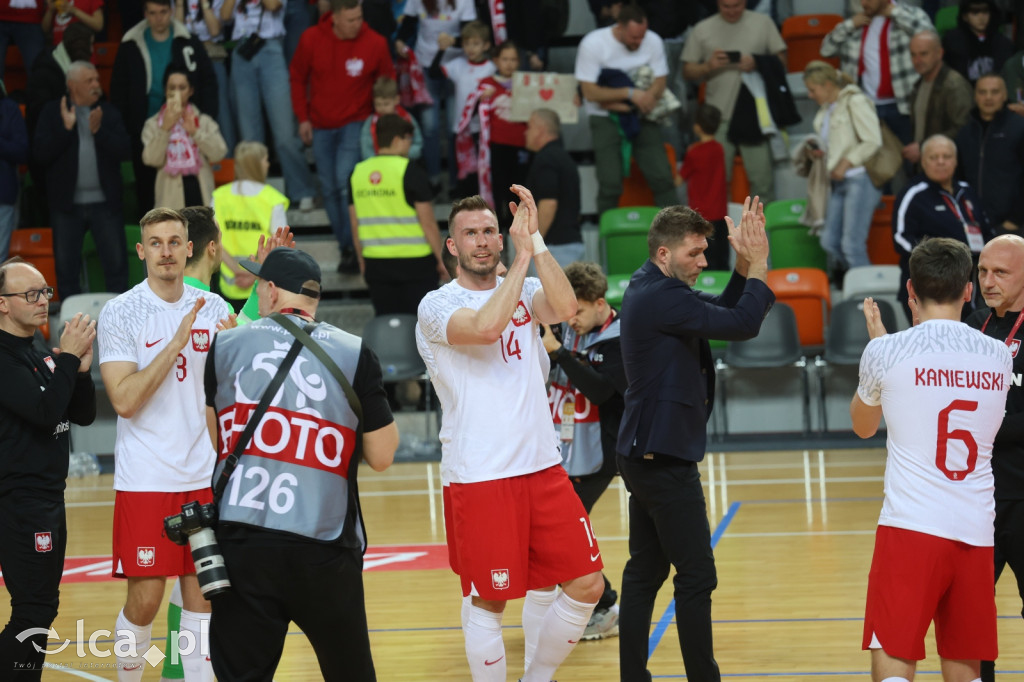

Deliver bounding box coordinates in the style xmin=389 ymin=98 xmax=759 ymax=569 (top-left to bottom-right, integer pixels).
xmin=863 ymin=525 xmax=997 ymax=661
xmin=449 ymin=465 xmax=603 ymax=600
xmin=443 ymin=484 xmax=459 ymax=575
xmin=112 ymin=489 xmax=214 ymax=578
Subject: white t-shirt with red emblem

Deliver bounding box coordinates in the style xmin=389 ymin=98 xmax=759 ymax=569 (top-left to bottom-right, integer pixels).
xmin=98 ymin=280 xmax=232 ymax=492
xmin=416 ymin=277 xmax=561 ymax=484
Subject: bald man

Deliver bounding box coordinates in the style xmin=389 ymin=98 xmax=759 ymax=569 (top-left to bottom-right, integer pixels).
xmin=966 ymin=234 xmax=1024 ymax=681
xmin=904 ymin=30 xmax=973 ymax=166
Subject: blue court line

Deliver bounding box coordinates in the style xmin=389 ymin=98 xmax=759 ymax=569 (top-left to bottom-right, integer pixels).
xmin=648 ymin=501 xmax=741 ymax=658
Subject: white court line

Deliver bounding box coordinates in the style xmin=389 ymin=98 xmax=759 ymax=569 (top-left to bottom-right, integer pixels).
xmin=42 ymin=663 xmax=109 ymax=681
xmin=723 ymin=530 xmax=875 ymax=538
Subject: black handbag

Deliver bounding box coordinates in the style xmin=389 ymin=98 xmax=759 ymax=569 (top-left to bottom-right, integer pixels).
xmin=233 ymin=6 xmax=266 ymax=61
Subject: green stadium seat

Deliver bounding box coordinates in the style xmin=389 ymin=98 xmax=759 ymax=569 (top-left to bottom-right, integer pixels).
xmin=694 ymin=270 xmax=732 ymax=350
xmin=599 ymin=206 xmax=659 ymax=277
xmin=605 ymin=273 xmax=631 ymax=308
xmin=935 ymin=5 xmax=958 ymax=37
xmin=764 ymin=199 xmax=828 ymax=271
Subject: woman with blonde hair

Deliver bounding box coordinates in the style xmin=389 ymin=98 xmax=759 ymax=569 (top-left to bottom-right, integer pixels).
xmin=210 ymin=140 xmax=289 ymax=308
xmin=142 ymin=66 xmax=227 ymax=209
xmin=803 ymin=59 xmax=883 ymax=275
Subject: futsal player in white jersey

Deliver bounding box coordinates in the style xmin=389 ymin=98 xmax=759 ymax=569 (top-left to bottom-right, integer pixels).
xmin=98 ymin=207 xmax=232 ymax=682
xmin=852 ymin=237 xmax=1012 ymax=682
xmin=416 ymin=188 xmax=604 ymax=682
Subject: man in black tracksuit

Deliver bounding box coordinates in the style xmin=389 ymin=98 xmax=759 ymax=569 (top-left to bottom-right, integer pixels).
xmin=0 ymin=259 xmax=96 ymax=680
xmin=967 ymin=234 xmax=1024 ymax=682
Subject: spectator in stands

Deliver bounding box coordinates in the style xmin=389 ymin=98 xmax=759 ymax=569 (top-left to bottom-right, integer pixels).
xmin=0 ymin=83 xmax=26 ymax=262
xmin=42 ymin=0 xmax=103 ymax=46
xmin=479 ymin=40 xmax=528 ymax=227
xmin=290 ymin=0 xmax=394 ymax=274
xmin=223 ymin=0 xmax=315 ymax=213
xmin=211 ymin=141 xmax=288 ymax=309
xmin=892 ymin=134 xmax=993 ymax=318
xmin=943 ymin=0 xmax=1013 ymax=85
xmin=174 ymin=0 xmax=237 ymax=157
xmin=394 ymin=0 xmax=478 ymax=190
xmin=1001 ymin=48 xmax=1024 ymax=117
xmin=681 ymin=0 xmax=787 ymax=204
xmin=821 ymin=0 xmax=934 ymax=155
xmin=804 ymin=60 xmax=882 ymax=278
xmin=141 ymin=66 xmax=227 ymax=209
xmin=428 ymin=20 xmax=494 ymax=200
xmin=349 ymin=114 xmax=447 ymax=315
xmin=360 ymin=76 xmax=423 ymax=161
xmin=33 ymin=61 xmax=131 ymax=299
xmin=577 ymin=3 xmax=676 ymax=215
xmin=0 ymin=0 xmax=45 ymax=80
xmin=283 ymin=0 xmax=311 ymax=63
xmin=679 ymin=103 xmax=729 ymax=271
xmin=524 ymin=108 xmax=583 ymax=268
xmin=25 ymin=22 xmax=91 ymax=140
xmin=904 ymin=30 xmax=973 ymax=166
xmin=955 ymin=73 xmax=1024 ymax=233
xmin=111 ymin=0 xmax=218 ymax=217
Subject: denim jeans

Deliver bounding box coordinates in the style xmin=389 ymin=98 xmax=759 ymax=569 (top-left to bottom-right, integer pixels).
xmin=283 ymin=0 xmax=312 ymax=65
xmin=230 ymin=37 xmax=314 ymax=201
xmin=312 ymin=123 xmax=362 ymax=251
xmin=821 ymin=171 xmax=880 ymax=269
xmin=0 ymin=202 xmax=16 ymax=262
xmin=211 ymin=57 xmax=237 ymax=156
xmin=51 ymin=202 xmax=127 ymax=299
xmin=0 ymin=21 xmax=44 ymax=77
xmin=414 ymin=74 xmax=453 ymax=182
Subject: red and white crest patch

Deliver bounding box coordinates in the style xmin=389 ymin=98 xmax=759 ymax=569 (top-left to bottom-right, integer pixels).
xmin=511 ymin=301 xmax=531 ymax=327
xmin=43 ymin=356 xmax=56 ymax=373
xmin=35 ymin=532 xmax=52 ymax=552
xmin=369 ymin=171 xmax=382 ymax=185
xmin=1011 ymin=339 xmax=1021 ymax=358
xmin=191 ymin=329 xmax=210 ymax=352
xmin=137 ymin=547 xmax=155 ymax=567
xmin=490 ymin=568 xmax=510 ymax=590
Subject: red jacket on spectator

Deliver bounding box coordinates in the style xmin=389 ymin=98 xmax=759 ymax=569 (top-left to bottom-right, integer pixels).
xmin=0 ymin=0 xmax=44 ymax=23
xmin=289 ymin=14 xmax=395 ymax=130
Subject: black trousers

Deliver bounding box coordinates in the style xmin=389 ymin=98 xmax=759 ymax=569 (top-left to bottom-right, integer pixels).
xmin=981 ymin=498 xmax=1024 ymax=682
xmin=210 ymin=533 xmax=376 ymax=682
xmin=0 ymin=491 xmax=67 ymax=681
xmin=363 ymin=255 xmax=438 ymax=317
xmin=572 ymin=471 xmax=619 ymax=611
xmin=616 ymin=454 xmax=720 ymax=682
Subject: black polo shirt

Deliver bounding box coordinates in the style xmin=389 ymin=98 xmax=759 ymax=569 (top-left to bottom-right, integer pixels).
xmin=525 ymin=139 xmax=581 ymax=245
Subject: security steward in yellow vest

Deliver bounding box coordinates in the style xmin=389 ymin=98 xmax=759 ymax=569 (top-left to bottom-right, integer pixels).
xmin=212 ymin=182 xmax=289 ymax=304
xmin=348 ymin=114 xmax=448 ymax=315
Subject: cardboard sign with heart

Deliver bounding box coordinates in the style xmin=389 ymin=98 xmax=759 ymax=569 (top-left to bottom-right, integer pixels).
xmin=508 ymin=72 xmax=578 ymax=124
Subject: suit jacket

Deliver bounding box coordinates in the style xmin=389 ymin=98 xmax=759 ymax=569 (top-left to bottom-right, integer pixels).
xmin=616 ymin=260 xmax=775 ymax=462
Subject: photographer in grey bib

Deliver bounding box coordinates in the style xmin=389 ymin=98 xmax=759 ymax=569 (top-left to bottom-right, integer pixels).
xmin=203 ymin=247 xmax=398 ymax=681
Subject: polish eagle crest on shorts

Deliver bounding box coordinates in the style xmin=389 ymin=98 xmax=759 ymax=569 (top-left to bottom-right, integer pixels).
xmin=137 ymin=547 xmax=155 ymax=567
xmin=191 ymin=329 xmax=211 ymax=352
xmin=511 ymin=301 xmax=531 ymax=327
xmin=34 ymin=532 xmax=52 ymax=552
xmin=491 ymin=568 xmax=510 ymax=590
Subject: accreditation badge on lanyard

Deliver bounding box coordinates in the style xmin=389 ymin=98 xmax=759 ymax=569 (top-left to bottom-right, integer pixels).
xmin=942 ymin=194 xmax=984 ymax=252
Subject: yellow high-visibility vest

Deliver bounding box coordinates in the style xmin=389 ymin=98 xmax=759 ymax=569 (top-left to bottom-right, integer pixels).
xmin=213 ymin=183 xmax=288 ymax=300
xmin=352 ymin=155 xmax=430 ymax=259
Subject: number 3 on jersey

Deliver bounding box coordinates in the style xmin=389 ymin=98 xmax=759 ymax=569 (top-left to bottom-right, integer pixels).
xmin=175 ymin=353 xmax=187 ymax=381
xmin=936 ymin=399 xmax=979 ymax=481
xmin=499 ymin=330 xmax=522 ymax=363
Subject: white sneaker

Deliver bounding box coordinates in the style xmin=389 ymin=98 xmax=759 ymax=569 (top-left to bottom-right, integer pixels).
xmin=581 ymin=604 xmax=619 ymax=641
xmin=299 ymin=196 xmax=315 ymax=212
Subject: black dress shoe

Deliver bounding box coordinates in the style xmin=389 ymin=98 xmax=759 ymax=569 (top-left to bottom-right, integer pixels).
xmin=337 ymin=248 xmax=359 ymax=274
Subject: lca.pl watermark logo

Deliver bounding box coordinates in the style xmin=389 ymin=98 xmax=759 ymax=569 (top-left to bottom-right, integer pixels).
xmin=16 ymin=619 xmax=208 ymax=668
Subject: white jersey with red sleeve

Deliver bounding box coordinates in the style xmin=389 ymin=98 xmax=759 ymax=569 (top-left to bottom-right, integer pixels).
xmin=857 ymin=319 xmax=1012 ymax=546
xmin=98 ymin=280 xmax=232 ymax=492
xmin=416 ymin=277 xmax=562 ymax=484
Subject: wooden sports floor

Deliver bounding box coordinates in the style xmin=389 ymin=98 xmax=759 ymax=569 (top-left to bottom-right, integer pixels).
xmin=4 ymin=447 xmax=1022 ymax=680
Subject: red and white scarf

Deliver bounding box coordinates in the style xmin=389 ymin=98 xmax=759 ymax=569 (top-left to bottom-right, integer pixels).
xmin=158 ymin=103 xmax=202 ymax=176
xmin=395 ymin=51 xmax=434 ymax=109
xmin=489 ymin=0 xmax=507 ymax=44
xmin=454 ymin=85 xmax=495 ymax=206
xmin=858 ymin=17 xmax=895 ymax=99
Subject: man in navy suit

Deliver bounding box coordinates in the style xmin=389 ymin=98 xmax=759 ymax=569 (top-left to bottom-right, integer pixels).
xmin=616 ymin=197 xmax=775 ymax=682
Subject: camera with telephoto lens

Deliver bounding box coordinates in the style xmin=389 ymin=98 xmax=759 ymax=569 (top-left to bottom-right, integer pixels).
xmin=163 ymin=501 xmax=231 ymax=597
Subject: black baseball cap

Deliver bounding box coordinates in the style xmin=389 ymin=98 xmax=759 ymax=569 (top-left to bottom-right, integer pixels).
xmin=240 ymin=248 xmax=322 ymax=298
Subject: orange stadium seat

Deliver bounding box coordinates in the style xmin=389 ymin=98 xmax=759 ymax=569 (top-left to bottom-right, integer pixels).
xmin=94 ymin=42 xmax=118 ymax=95
xmin=3 ymin=49 xmax=27 ymax=94
xmin=867 ymin=194 xmax=900 ymax=265
xmin=766 ymin=267 xmax=831 ymax=347
xmin=730 ymin=155 xmax=750 ymax=205
xmin=10 ymin=228 xmax=60 ymax=303
xmin=781 ymin=14 xmax=843 ymax=73
xmin=211 ymin=158 xmax=235 ymax=187
xmin=618 ymin=143 xmax=676 ymax=207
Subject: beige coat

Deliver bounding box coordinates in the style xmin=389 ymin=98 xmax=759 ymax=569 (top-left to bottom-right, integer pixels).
xmin=141 ymin=108 xmax=227 ymax=209
xmin=812 ymin=84 xmax=882 ymax=173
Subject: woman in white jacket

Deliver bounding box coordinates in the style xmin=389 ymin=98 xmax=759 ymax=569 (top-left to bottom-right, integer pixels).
xmin=804 ymin=60 xmax=883 ymax=273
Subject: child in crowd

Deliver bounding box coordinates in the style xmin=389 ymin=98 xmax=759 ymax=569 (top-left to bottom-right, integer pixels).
xmin=360 ymin=76 xmax=424 ymax=160
xmin=479 ymin=40 xmax=528 ymax=225
xmin=428 ymin=20 xmax=495 ymax=199
xmin=679 ymin=103 xmax=730 ymax=271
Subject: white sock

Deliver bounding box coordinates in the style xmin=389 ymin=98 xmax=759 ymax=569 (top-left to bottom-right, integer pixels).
xmin=880 ymin=678 xmax=911 ymax=682
xmin=464 ymin=604 xmax=506 ymax=682
xmin=115 ymin=608 xmax=152 ymax=682
xmin=179 ymin=609 xmax=214 ymax=682
xmin=523 ymin=592 xmax=595 ymax=682
xmin=461 ymin=595 xmax=472 ymax=630
xmin=169 ymin=579 xmax=182 ymax=607
xmin=522 ymin=589 xmax=558 ymax=670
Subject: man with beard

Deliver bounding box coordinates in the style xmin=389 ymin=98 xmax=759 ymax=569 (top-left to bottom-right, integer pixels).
xmin=415 ymin=188 xmax=603 ymax=682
